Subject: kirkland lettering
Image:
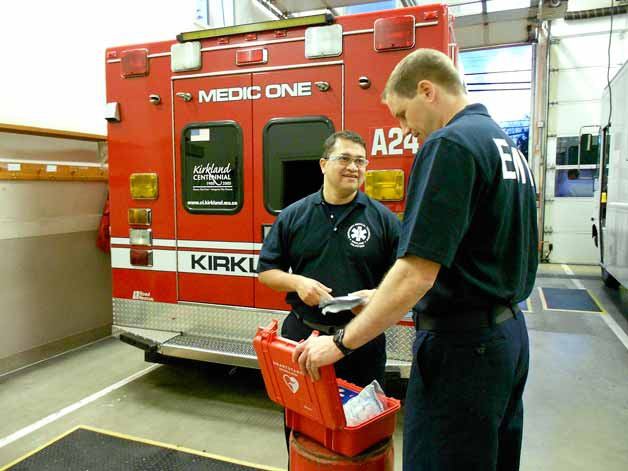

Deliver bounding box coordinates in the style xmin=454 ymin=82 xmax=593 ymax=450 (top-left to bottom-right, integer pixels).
xmin=192 ymin=163 xmax=233 ymax=185
xmin=189 ymin=254 xmax=256 ymax=274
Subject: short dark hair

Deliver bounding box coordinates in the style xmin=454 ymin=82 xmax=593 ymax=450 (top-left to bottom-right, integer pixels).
xmin=322 ymin=130 xmax=366 ymax=159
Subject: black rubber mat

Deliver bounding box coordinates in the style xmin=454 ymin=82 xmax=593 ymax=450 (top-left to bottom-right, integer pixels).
xmin=540 ymin=287 xmax=603 ymax=313
xmin=5 ymin=427 xmax=274 ymax=471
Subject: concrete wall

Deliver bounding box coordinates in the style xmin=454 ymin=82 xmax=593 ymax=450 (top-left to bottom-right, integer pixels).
xmin=0 ymin=229 xmax=112 ymax=359
xmin=0 ymin=178 xmax=111 ymax=371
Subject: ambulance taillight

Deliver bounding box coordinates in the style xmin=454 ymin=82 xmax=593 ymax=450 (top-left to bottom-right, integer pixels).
xmin=120 ymin=49 xmax=149 ymax=78
xmin=130 ymin=249 xmax=153 ymax=267
xmin=373 ymin=16 xmax=415 ymax=52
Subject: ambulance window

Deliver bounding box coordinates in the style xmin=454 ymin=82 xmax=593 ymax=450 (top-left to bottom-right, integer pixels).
xmin=263 ymin=117 xmax=334 ymax=214
xmin=181 ymin=121 xmax=243 ymax=214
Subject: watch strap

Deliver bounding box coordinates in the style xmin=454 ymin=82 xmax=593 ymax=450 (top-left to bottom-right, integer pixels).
xmin=333 ymin=328 xmax=354 ymax=356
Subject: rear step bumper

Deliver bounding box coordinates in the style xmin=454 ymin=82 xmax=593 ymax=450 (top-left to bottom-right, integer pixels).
xmin=119 ymin=332 xmax=160 ymax=352
xmin=160 ymin=334 xmax=259 ymax=369
xmin=117 ymin=329 xmax=411 ymax=378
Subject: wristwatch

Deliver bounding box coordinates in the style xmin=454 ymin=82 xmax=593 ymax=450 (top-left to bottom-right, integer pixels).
xmin=332 ymin=328 xmax=354 ymax=356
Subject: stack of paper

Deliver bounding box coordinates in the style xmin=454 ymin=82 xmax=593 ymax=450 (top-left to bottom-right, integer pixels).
xmin=319 ymin=295 xmax=366 ymax=315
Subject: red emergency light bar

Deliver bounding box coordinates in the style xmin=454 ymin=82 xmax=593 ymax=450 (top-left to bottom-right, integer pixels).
xmin=236 ymin=48 xmax=268 ymax=66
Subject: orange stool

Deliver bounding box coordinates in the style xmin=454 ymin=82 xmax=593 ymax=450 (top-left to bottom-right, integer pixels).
xmin=290 ymin=432 xmax=394 ymax=471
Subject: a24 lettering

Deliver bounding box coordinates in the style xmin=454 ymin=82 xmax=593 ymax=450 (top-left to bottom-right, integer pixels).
xmin=371 ymin=128 xmax=419 ymax=156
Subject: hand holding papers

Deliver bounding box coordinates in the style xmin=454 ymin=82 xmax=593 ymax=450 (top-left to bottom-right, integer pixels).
xmin=319 ymin=294 xmax=367 ymax=315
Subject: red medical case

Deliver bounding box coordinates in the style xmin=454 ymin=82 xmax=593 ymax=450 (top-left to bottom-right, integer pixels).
xmin=253 ymin=320 xmax=400 ymax=457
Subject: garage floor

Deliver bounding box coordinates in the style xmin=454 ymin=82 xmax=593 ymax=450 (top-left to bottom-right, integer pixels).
xmin=1 ymin=264 xmax=627 ymax=471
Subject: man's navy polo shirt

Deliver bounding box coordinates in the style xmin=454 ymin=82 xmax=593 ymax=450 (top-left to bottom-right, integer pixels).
xmin=258 ymin=189 xmax=400 ymax=325
xmin=398 ymin=103 xmax=538 ymax=316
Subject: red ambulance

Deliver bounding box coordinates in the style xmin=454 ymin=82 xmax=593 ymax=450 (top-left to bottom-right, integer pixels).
xmin=105 ymin=4 xmax=457 ymax=378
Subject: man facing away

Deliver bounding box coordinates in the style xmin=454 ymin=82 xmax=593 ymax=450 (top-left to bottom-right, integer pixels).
xmin=292 ymin=49 xmax=538 ymax=471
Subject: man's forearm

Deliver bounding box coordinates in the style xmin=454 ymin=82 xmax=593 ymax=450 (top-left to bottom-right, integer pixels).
xmin=258 ymin=269 xmax=301 ymax=292
xmin=343 ymin=256 xmax=439 ymax=350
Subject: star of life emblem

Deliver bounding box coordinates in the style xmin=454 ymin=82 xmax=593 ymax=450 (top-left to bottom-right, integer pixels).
xmin=347 ymin=223 xmax=370 ymax=248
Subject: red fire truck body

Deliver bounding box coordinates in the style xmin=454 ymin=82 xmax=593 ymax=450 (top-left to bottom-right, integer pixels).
xmin=106 ymin=4 xmax=456 ymax=377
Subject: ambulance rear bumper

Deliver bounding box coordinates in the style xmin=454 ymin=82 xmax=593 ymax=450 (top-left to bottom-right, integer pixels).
xmin=115 ymin=326 xmax=411 ymax=377
xmin=159 ymin=333 xmax=259 ymax=369
xmin=113 ymin=298 xmax=412 ymax=377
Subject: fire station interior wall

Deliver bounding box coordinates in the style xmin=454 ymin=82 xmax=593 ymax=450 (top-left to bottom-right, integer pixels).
xmin=0 ymin=179 xmax=111 ymax=368
xmin=0 ymin=0 xmax=198 ymax=135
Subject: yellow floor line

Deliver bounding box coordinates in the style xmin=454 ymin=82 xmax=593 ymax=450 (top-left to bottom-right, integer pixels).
xmin=538 ymin=286 xmax=548 ymax=311
xmin=585 ymin=290 xmax=606 ymax=314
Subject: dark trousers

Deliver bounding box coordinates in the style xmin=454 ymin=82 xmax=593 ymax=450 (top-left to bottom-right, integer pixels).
xmin=403 ymin=310 xmax=529 ymax=471
xmin=281 ymin=312 xmax=387 ymax=449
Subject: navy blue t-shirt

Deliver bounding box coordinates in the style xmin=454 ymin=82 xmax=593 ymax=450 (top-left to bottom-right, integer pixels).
xmin=258 ymin=190 xmax=401 ymax=325
xmin=398 ymin=103 xmax=538 ymax=316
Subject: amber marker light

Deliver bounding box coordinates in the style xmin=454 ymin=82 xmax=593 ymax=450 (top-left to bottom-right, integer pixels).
xmin=130 ymin=173 xmax=159 ymax=200
xmin=365 ymin=170 xmax=405 ymax=201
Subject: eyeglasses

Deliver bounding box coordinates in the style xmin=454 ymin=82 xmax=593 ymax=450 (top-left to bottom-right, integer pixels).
xmin=326 ymin=155 xmax=369 ymax=168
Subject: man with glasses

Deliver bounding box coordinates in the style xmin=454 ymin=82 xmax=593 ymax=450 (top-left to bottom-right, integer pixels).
xmin=257 ymin=129 xmax=400 ymax=394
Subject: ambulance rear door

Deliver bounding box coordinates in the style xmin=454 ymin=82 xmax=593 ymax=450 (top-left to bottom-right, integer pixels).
xmin=252 ymin=64 xmax=343 ymax=309
xmin=173 ymin=74 xmax=255 ymax=306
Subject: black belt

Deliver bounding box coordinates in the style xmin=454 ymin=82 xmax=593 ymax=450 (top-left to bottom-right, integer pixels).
xmin=416 ymin=305 xmax=518 ymax=332
xmin=292 ymin=311 xmax=345 ymax=335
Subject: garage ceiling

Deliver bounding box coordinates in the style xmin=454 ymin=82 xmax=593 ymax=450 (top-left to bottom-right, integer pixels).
xmin=259 ymin=1 xmax=569 ymax=49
